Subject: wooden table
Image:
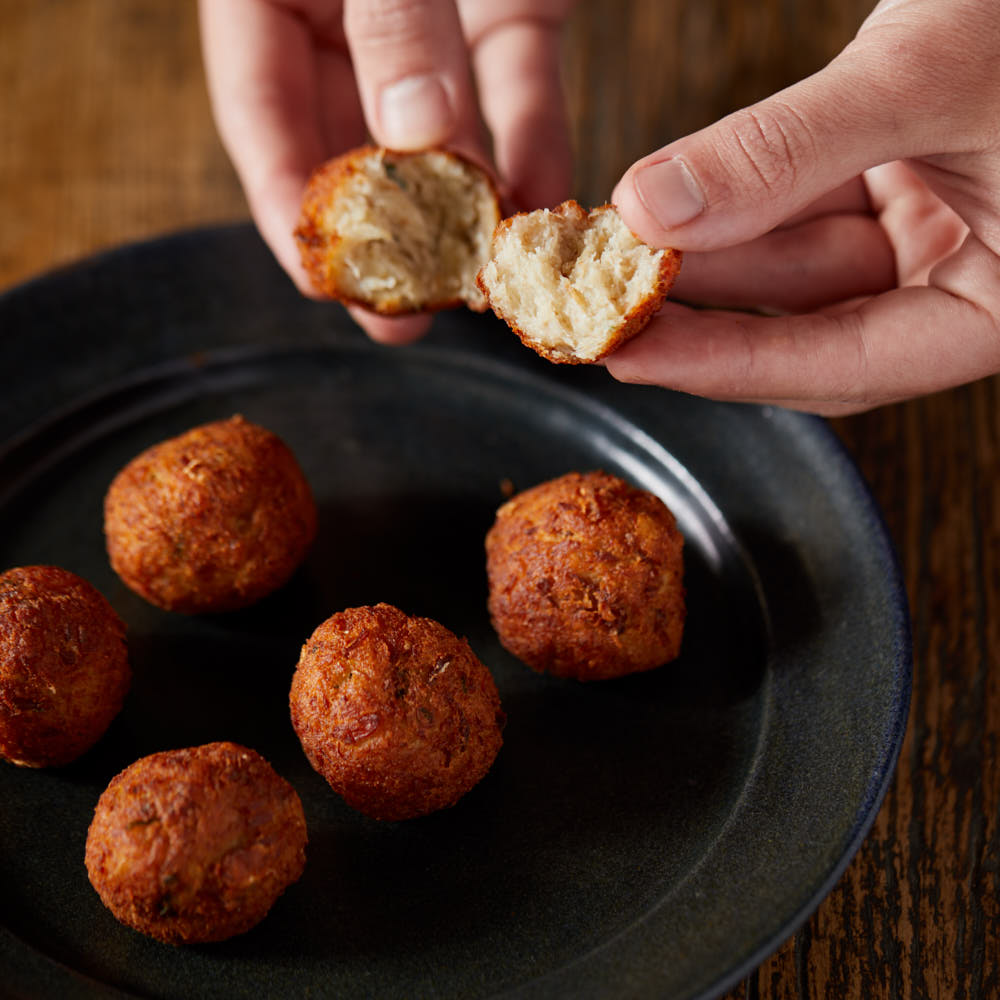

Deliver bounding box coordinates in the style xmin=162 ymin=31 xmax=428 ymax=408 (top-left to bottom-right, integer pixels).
xmin=2 ymin=2 xmax=996 ymax=996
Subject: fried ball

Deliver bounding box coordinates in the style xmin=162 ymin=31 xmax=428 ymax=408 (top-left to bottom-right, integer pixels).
xmin=85 ymin=741 xmax=307 ymax=945
xmin=290 ymin=604 xmax=505 ymax=821
xmin=0 ymin=565 xmax=130 ymax=767
xmin=294 ymin=145 xmax=501 ymax=313
xmin=485 ymin=471 xmax=685 ymax=681
xmin=476 ymin=201 xmax=682 ymax=363
xmin=104 ymin=415 xmax=317 ymax=614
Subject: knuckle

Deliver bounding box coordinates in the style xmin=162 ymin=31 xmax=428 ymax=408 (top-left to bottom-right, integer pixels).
xmin=720 ymin=102 xmax=816 ymax=200
xmin=345 ymin=0 xmax=437 ymax=49
xmin=840 ymin=311 xmax=873 ymax=402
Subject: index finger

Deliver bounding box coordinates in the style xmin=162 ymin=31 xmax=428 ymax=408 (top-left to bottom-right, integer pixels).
xmin=199 ymin=0 xmax=364 ymax=295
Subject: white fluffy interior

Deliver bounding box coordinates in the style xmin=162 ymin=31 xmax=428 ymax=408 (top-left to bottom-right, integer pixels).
xmin=479 ymin=206 xmax=664 ymax=360
xmin=322 ymin=151 xmax=496 ymax=310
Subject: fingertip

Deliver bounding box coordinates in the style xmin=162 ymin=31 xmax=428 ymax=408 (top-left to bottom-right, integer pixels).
xmin=376 ymin=73 xmax=456 ymax=151
xmin=613 ymin=156 xmax=705 ymax=249
xmin=347 ymin=307 xmax=433 ymax=346
xmin=504 ymin=124 xmax=572 ymax=211
xmin=601 ymin=302 xmax=699 ymax=387
xmin=611 ymin=165 xmax=652 ymax=243
xmin=602 ymin=340 xmax=655 ymax=386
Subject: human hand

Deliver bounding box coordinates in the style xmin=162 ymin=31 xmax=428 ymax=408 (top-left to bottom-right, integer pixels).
xmin=199 ymin=0 xmax=574 ymax=345
xmin=609 ymin=0 xmax=1000 ymax=415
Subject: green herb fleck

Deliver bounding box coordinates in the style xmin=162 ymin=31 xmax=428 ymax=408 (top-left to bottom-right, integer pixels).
xmin=384 ymin=160 xmax=407 ymax=190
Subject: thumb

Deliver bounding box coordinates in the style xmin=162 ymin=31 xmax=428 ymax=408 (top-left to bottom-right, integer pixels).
xmin=612 ymin=47 xmax=915 ymax=252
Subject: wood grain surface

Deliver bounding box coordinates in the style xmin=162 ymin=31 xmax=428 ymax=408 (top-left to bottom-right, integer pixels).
xmin=2 ymin=2 xmax=998 ymax=998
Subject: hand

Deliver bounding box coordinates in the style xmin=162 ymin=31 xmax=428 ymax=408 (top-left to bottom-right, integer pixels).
xmin=199 ymin=0 xmax=574 ymax=345
xmin=609 ymin=0 xmax=1000 ymax=415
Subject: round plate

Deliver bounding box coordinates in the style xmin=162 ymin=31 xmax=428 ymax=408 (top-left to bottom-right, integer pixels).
xmin=0 ymin=225 xmax=910 ymax=1000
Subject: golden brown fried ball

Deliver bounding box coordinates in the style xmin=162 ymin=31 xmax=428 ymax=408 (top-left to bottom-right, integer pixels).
xmin=295 ymin=145 xmax=501 ymax=313
xmin=85 ymin=741 xmax=307 ymax=945
xmin=485 ymin=471 xmax=685 ymax=681
xmin=104 ymin=415 xmax=317 ymax=614
xmin=0 ymin=565 xmax=130 ymax=767
xmin=290 ymin=604 xmax=505 ymax=821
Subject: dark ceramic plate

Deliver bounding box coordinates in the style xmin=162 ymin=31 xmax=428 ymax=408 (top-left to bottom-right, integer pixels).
xmin=0 ymin=225 xmax=910 ymax=1000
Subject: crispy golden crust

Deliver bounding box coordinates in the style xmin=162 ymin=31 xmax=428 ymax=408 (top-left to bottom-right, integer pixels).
xmin=294 ymin=145 xmax=500 ymax=313
xmin=0 ymin=565 xmax=129 ymax=767
xmin=485 ymin=471 xmax=685 ymax=680
xmin=296 ymin=145 xmax=386 ymax=308
xmin=290 ymin=604 xmax=505 ymax=821
xmin=476 ymin=201 xmax=683 ymax=365
xmin=104 ymin=415 xmax=317 ymax=614
xmin=85 ymin=741 xmax=307 ymax=945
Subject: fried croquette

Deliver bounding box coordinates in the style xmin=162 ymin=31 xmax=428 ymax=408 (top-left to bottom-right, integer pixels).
xmin=290 ymin=604 xmax=505 ymax=821
xmin=294 ymin=146 xmax=501 ymax=313
xmin=0 ymin=565 xmax=129 ymax=767
xmin=476 ymin=201 xmax=682 ymax=363
xmin=85 ymin=741 xmax=307 ymax=945
xmin=104 ymin=415 xmax=317 ymax=614
xmin=485 ymin=471 xmax=685 ymax=681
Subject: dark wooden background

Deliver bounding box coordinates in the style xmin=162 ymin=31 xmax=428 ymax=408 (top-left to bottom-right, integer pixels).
xmin=2 ymin=1 xmax=997 ymax=997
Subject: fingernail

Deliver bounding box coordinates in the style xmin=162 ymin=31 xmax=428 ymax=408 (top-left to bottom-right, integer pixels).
xmin=378 ymin=74 xmax=453 ymax=150
xmin=634 ymin=158 xmax=705 ymax=230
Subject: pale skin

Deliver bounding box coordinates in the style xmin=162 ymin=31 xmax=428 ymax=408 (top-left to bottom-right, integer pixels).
xmin=199 ymin=0 xmax=575 ymax=345
xmin=202 ymin=0 xmax=1000 ymax=415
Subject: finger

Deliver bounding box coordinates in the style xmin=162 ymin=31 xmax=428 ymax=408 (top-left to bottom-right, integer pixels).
xmin=346 ymin=307 xmax=432 ymax=346
xmin=605 ymin=242 xmax=1000 ymax=415
xmin=671 ymin=212 xmax=896 ymax=312
xmin=200 ymin=0 xmax=320 ymax=292
xmin=864 ymin=161 xmax=970 ymax=286
xmin=611 ymin=36 xmax=932 ymax=253
xmin=199 ymin=0 xmax=363 ymax=296
xmin=343 ymin=0 xmax=480 ymax=152
xmin=314 ymin=48 xmax=367 ymax=162
xmin=778 ymin=177 xmax=872 ymax=229
xmin=471 ymin=21 xmax=572 ymax=210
